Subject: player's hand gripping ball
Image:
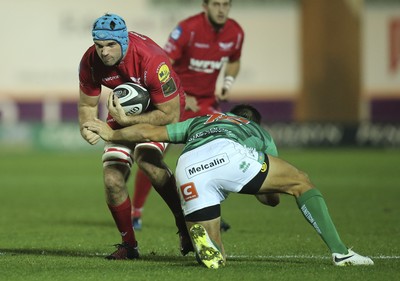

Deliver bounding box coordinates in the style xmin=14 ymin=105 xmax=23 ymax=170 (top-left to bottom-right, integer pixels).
xmin=112 ymin=82 xmax=150 ymax=115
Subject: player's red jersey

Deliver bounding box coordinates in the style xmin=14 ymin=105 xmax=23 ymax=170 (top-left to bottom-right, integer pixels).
xmin=79 ymin=32 xmax=186 ymax=126
xmin=164 ymin=12 xmax=244 ymax=118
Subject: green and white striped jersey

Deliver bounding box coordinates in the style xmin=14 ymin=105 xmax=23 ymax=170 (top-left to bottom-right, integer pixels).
xmin=166 ymin=112 xmax=278 ymax=157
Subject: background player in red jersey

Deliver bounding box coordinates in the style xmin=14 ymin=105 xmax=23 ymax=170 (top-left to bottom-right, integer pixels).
xmin=78 ymin=13 xmax=193 ymax=259
xmin=131 ymin=0 xmax=244 ymax=232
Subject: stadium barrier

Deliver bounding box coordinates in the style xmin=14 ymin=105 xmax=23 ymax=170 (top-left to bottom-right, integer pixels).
xmin=1 ymin=122 xmax=400 ymax=151
xmin=1 ymin=99 xmax=400 ymax=150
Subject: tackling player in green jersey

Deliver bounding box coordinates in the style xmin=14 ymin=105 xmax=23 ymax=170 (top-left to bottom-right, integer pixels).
xmin=84 ymin=97 xmax=374 ymax=269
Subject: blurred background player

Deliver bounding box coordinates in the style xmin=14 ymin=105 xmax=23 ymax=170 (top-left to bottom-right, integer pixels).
xmin=131 ymin=0 xmax=244 ymax=232
xmin=84 ymin=104 xmax=374 ymax=269
xmin=78 ymin=13 xmax=193 ymax=259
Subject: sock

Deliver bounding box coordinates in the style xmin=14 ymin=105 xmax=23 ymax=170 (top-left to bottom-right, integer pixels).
xmin=108 ymin=197 xmax=137 ymax=247
xmin=154 ymin=175 xmax=187 ymax=234
xmin=296 ymin=189 xmax=348 ymax=254
xmin=131 ymin=169 xmax=152 ymax=218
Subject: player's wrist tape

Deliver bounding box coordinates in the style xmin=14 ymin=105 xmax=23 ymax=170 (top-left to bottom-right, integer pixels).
xmin=223 ymin=76 xmax=235 ymax=90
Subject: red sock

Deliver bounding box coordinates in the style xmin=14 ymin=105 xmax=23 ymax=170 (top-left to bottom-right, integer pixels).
xmin=108 ymin=197 xmax=137 ymax=247
xmin=131 ymin=169 xmax=152 ymax=218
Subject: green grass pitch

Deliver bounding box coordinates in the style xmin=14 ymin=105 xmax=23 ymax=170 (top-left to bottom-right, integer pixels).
xmin=0 ymin=146 xmax=399 ymax=281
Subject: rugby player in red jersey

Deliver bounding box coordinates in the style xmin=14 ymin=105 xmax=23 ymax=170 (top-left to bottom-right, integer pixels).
xmin=131 ymin=0 xmax=244 ymax=232
xmin=78 ymin=13 xmax=193 ymax=259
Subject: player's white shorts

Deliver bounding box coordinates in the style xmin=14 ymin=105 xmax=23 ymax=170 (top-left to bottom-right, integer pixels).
xmin=102 ymin=141 xmax=168 ymax=168
xmin=175 ymin=138 xmax=266 ymax=216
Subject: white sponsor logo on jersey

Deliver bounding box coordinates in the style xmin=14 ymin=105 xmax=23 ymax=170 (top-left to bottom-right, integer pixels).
xmin=188 ymin=57 xmax=228 ymax=73
xmin=219 ymin=41 xmax=234 ymax=51
xmin=194 ymin=42 xmax=210 ymax=48
xmin=130 ymin=77 xmax=141 ymax=84
xmin=185 ymin=153 xmax=229 ymax=178
xmin=132 ymin=32 xmax=147 ymax=40
xmin=103 ymin=75 xmax=120 ymax=82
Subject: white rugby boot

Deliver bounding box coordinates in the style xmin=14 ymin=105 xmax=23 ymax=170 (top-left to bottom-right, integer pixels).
xmin=332 ymin=249 xmax=374 ymax=266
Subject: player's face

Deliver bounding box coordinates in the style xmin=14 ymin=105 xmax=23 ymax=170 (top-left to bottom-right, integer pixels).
xmin=203 ymin=0 xmax=231 ymax=26
xmin=94 ymin=40 xmax=122 ymax=66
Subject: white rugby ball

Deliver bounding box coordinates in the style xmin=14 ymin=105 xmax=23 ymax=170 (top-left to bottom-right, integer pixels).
xmin=113 ymin=82 xmax=150 ymax=115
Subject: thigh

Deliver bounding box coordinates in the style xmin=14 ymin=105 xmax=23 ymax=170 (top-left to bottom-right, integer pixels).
xmin=259 ymin=155 xmax=313 ymax=196
xmin=133 ymin=145 xmax=172 ymax=188
xmin=135 ymin=141 xmax=168 ymax=155
xmin=134 ymin=145 xmax=167 ymax=169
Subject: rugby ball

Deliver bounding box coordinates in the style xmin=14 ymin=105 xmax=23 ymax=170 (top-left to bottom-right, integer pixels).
xmin=112 ymin=82 xmax=150 ymax=115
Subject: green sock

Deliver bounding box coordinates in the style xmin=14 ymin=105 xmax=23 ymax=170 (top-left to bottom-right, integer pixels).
xmin=296 ymin=189 xmax=348 ymax=254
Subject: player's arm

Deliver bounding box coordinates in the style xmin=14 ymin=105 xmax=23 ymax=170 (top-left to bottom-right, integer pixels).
xmin=218 ymin=60 xmax=241 ymax=101
xmin=83 ymin=118 xmax=170 ymax=144
xmin=78 ymin=89 xmax=102 ymax=145
xmin=107 ymin=92 xmax=180 ymax=126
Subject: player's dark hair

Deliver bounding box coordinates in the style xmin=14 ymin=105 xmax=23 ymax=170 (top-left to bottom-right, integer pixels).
xmin=203 ymin=0 xmax=232 ymax=4
xmin=229 ymin=104 xmax=261 ymax=124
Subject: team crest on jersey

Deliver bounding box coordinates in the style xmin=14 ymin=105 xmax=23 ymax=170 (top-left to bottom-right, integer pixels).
xmin=157 ymin=63 xmax=170 ymax=83
xmin=219 ymin=41 xmax=234 ymax=51
xmin=161 ymin=77 xmax=177 ymax=97
xmin=170 ymin=26 xmax=182 ymax=40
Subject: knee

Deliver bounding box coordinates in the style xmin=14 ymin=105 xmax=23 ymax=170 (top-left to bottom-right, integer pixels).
xmin=134 ymin=147 xmax=162 ymax=168
xmin=135 ymin=148 xmax=170 ymax=175
xmin=292 ymin=171 xmax=314 ymax=197
xmin=103 ymin=167 xmax=127 ymax=192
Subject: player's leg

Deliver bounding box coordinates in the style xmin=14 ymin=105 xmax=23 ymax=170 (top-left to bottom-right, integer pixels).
xmin=131 ymin=145 xmax=172 ymax=230
xmin=131 ymin=169 xmax=152 ymax=230
xmin=174 ymin=141 xmax=233 ymax=268
xmin=259 ymin=155 xmax=348 ymax=253
xmin=259 ymin=154 xmax=373 ymax=266
xmin=133 ymin=145 xmax=193 ymax=255
xmin=186 ymin=214 xmax=226 ymax=269
xmin=102 ymin=143 xmax=139 ymax=260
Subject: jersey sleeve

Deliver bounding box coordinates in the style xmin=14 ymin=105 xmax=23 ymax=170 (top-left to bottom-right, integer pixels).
xmin=78 ymin=49 xmax=102 ymax=96
xmin=259 ymin=127 xmax=278 ymax=157
xmin=166 ymin=118 xmax=193 ymax=143
xmin=143 ymin=54 xmax=181 ymax=105
xmin=163 ymin=23 xmax=188 ymax=61
xmin=228 ymin=23 xmax=245 ymax=62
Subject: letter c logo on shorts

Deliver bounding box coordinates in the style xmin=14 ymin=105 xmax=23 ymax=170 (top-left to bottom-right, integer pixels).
xmin=180 ymin=182 xmax=199 ymax=202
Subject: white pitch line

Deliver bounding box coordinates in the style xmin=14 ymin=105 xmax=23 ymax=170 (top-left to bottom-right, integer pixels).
xmin=227 ymin=254 xmax=400 ymax=260
xmin=91 ymin=253 xmax=400 ymax=260
xmin=2 ymin=252 xmax=397 ymax=260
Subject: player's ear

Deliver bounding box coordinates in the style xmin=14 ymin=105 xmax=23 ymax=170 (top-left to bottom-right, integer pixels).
xmin=202 ymin=0 xmax=208 ymax=11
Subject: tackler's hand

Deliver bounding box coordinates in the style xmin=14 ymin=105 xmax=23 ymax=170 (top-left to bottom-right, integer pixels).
xmin=80 ymin=126 xmax=101 ymax=145
xmin=83 ymin=118 xmax=114 ymax=142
